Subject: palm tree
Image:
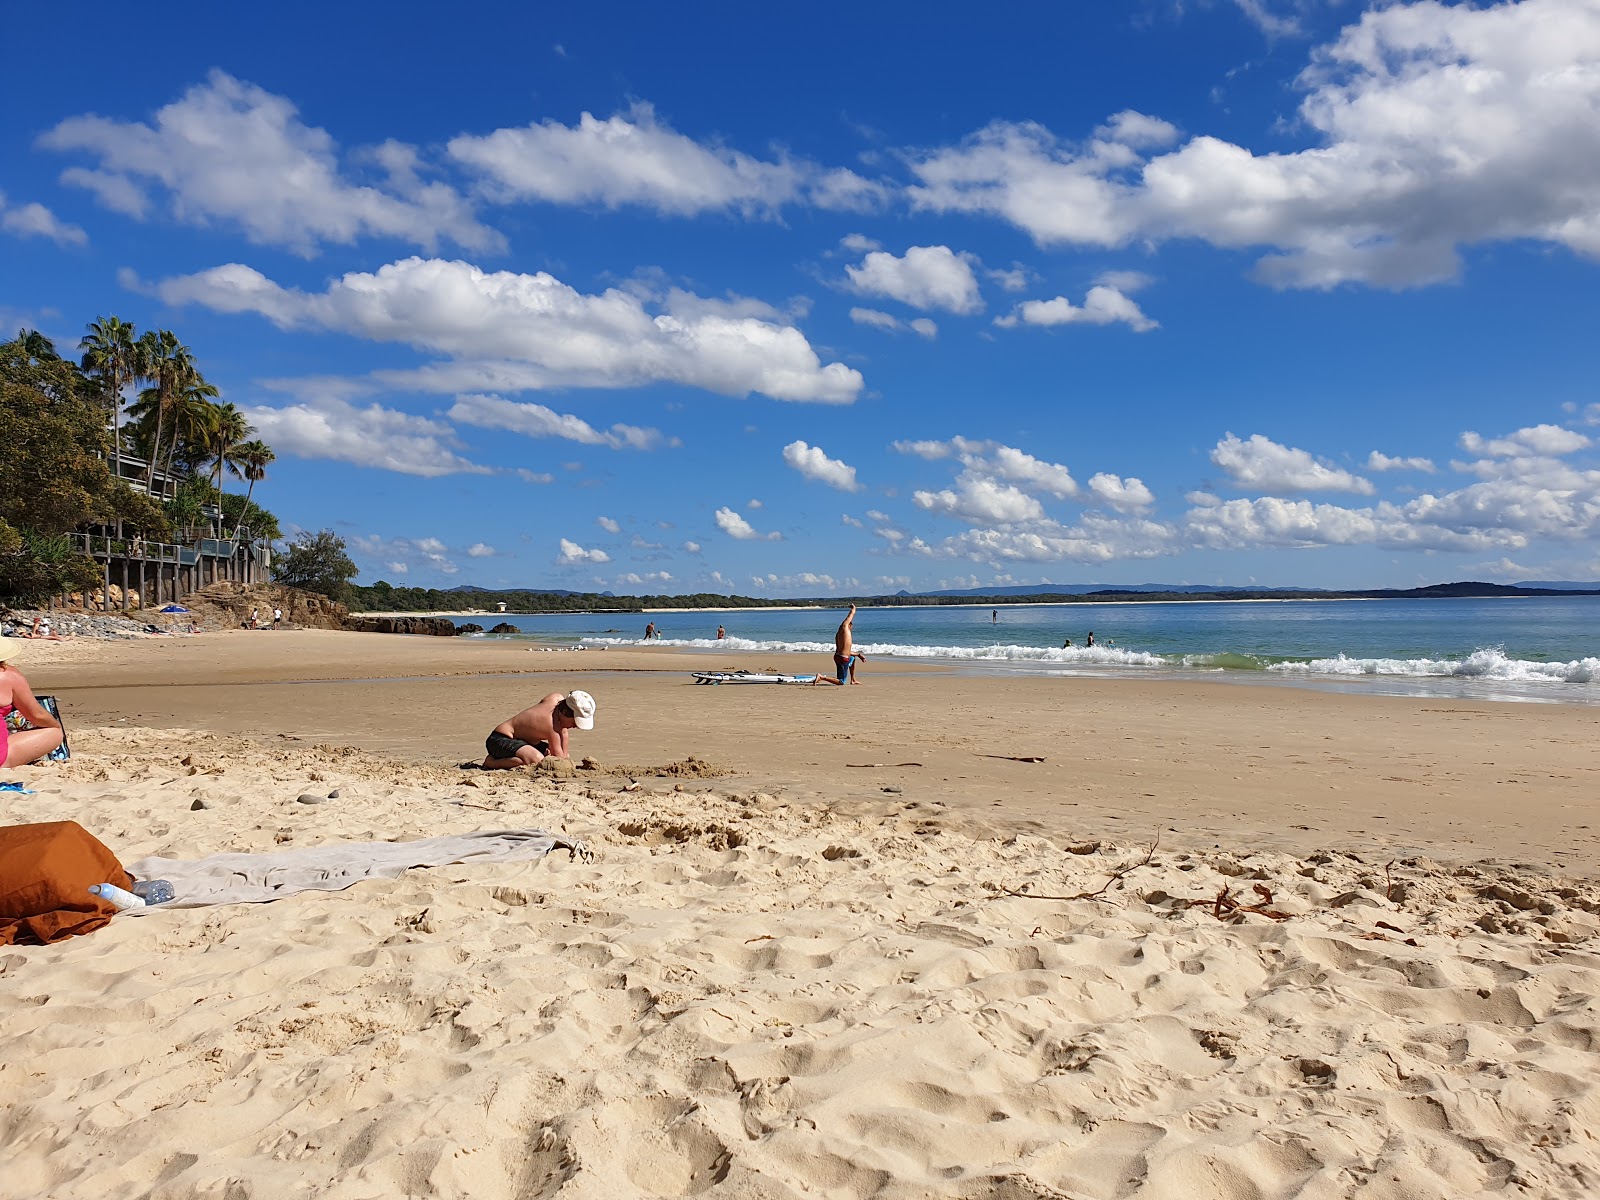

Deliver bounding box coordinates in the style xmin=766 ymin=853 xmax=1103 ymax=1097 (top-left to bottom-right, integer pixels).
xmin=162 ymin=379 xmax=222 ymax=492
xmin=79 ymin=316 xmax=138 ymax=483
xmin=128 ymin=330 xmax=204 ymax=493
xmin=206 ymin=402 xmax=253 ymax=492
xmin=230 ymin=440 xmax=276 ymax=541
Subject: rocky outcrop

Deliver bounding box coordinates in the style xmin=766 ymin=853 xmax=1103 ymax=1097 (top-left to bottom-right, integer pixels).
xmin=489 ymin=622 xmax=519 ymax=634
xmin=457 ymin=623 xmax=484 ymax=634
xmin=185 ymin=582 xmax=349 ymax=630
xmin=344 ymin=614 xmax=460 ymax=637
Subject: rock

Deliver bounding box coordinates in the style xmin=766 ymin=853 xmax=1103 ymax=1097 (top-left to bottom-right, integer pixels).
xmin=457 ymin=623 xmax=484 ymax=634
xmin=190 ymin=799 xmax=208 ymax=810
xmin=296 ymin=792 xmax=329 ymax=805
xmin=489 ymin=622 xmax=519 ymax=635
xmin=327 ymin=788 xmax=341 ymax=799
xmin=344 ymin=615 xmax=459 ymax=637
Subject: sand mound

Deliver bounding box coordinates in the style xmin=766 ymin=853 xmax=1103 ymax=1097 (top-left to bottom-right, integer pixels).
xmin=4 ymin=728 xmax=1600 ymax=1198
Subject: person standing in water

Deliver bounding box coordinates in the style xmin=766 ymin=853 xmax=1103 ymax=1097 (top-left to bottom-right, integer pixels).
xmin=716 ymin=625 xmax=726 ymax=640
xmin=815 ymin=604 xmax=864 ymax=685
xmin=1086 ymin=631 xmax=1095 ymax=647
xmin=643 ymin=621 xmax=658 ymax=640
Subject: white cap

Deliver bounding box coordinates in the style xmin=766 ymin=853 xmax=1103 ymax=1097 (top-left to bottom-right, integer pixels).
xmin=565 ymin=690 xmax=596 ymax=730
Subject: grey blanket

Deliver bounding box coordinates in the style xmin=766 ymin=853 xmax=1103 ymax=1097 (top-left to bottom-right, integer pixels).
xmin=124 ymin=828 xmax=589 ymax=909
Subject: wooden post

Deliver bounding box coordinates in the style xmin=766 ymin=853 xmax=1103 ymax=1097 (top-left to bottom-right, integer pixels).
xmin=120 ymin=557 xmax=130 ymax=612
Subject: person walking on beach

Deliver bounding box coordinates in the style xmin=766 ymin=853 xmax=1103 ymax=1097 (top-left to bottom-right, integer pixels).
xmin=481 ymin=690 xmax=596 ymax=769
xmin=272 ymin=607 xmax=283 ymax=630
xmin=250 ymin=607 xmax=259 ymax=629
xmin=815 ymin=604 xmax=864 ymax=685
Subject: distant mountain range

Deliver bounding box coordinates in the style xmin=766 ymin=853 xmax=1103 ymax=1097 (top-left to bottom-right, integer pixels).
xmin=1515 ymin=581 xmax=1600 ymax=591
xmin=913 ymin=582 xmax=1312 ymax=597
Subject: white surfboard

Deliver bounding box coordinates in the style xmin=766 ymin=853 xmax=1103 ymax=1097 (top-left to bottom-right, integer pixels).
xmin=693 ymin=670 xmax=818 ymax=685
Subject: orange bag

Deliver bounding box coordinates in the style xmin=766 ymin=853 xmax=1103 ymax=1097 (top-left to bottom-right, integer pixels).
xmin=0 ymin=820 xmax=133 ymax=946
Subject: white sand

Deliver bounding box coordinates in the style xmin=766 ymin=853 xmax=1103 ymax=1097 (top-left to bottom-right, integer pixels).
xmin=5 ymin=719 xmax=1600 ymax=1199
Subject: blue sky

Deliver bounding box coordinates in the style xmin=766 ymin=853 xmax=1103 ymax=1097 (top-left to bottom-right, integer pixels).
xmin=4 ymin=0 xmax=1599 ymax=594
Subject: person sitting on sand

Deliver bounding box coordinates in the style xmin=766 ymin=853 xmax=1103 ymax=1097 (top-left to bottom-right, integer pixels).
xmin=481 ymin=690 xmax=596 ymax=769
xmin=1 ymin=638 xmax=64 ymax=768
xmin=815 ymin=604 xmax=864 ymax=686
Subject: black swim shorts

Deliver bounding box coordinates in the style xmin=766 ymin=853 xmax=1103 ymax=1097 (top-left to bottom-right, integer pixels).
xmin=486 ymin=731 xmax=535 ymax=760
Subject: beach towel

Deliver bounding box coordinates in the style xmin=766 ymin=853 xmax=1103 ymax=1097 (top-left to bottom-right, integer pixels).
xmin=124 ymin=828 xmax=589 ymax=909
xmin=5 ymin=695 xmax=70 ymax=763
xmin=0 ymin=821 xmax=133 ymax=945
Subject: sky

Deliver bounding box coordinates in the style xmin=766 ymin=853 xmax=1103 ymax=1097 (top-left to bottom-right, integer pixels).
xmin=3 ymin=0 xmax=1600 ymax=595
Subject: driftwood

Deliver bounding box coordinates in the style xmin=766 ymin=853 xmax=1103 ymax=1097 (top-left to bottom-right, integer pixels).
xmin=1001 ymin=836 xmax=1160 ymax=903
xmin=978 ymin=754 xmax=1047 ymax=763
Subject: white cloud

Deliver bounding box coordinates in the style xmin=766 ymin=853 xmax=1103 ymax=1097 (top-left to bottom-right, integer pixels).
xmin=0 ymin=193 xmax=87 ymax=246
xmin=845 ymin=245 xmax=984 ymax=314
xmin=615 ymin=571 xmax=674 ymax=586
xmin=892 ymin=439 xmax=954 ymax=460
xmin=597 ymin=516 xmax=621 ymax=533
xmin=914 ymin=473 xmax=1046 ymax=524
xmin=682 ymin=540 xmax=702 ymax=554
xmin=351 ymin=533 xmax=460 ymax=576
xmin=516 ymin=468 xmax=554 ymax=484
xmin=996 ymin=285 xmax=1156 ymax=332
xmin=866 ymin=509 xmax=892 ymax=522
xmin=448 ymin=101 xmax=884 ymax=216
xmin=242 ymin=395 xmax=491 ymax=478
xmin=1087 ymin=472 xmax=1155 ymax=511
xmin=1459 ymin=424 xmax=1591 ymax=459
xmin=746 ymin=499 xmax=763 ymax=509
xmin=42 ymin=71 xmax=497 ymax=256
xmin=146 ymin=257 xmax=863 ymax=404
xmin=714 ymin=507 xmax=781 ymax=541
xmin=840 ymin=233 xmax=881 ymax=253
xmin=557 ymin=538 xmax=610 ymax=565
xmin=466 ymin=543 xmax=495 ymax=558
xmin=1211 ymin=433 xmax=1375 ymax=495
xmin=972 ymin=441 xmax=1079 ymax=499
xmin=907 ymin=1 xmax=1600 ymax=288
xmin=849 ymin=307 xmax=939 ymax=338
xmin=1367 ymin=450 xmax=1436 ymax=473
xmin=987 ymin=266 xmax=1030 ymax=292
xmin=782 ymin=440 xmax=863 ymax=492
xmin=841 ymin=514 xmax=864 ymax=528
xmin=449 ymin=394 xmax=669 ymax=450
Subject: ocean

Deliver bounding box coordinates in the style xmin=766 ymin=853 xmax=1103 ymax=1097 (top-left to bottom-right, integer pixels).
xmin=452 ymin=595 xmax=1600 ymax=704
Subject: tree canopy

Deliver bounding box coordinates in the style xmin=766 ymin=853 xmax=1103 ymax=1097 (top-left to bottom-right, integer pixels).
xmin=273 ymin=529 xmax=359 ymax=601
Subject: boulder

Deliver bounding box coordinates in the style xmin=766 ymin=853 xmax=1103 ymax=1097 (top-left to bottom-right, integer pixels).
xmin=457 ymin=623 xmax=484 ymax=634
xmin=344 ymin=614 xmax=459 ymax=637
xmin=489 ymin=622 xmax=519 ymax=634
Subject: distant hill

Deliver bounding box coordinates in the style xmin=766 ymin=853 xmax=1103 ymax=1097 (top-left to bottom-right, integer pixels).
xmin=443 ymin=584 xmax=612 ymax=597
xmin=1516 ymin=580 xmax=1600 ymax=591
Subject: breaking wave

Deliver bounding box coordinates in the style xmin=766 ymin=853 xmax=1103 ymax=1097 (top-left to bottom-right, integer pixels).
xmin=1266 ymin=647 xmax=1600 ymax=684
xmin=585 ymin=635 xmax=1167 ymax=667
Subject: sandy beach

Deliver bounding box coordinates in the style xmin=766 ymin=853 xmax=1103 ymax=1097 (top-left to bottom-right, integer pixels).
xmin=5 ymin=630 xmax=1600 ymax=1198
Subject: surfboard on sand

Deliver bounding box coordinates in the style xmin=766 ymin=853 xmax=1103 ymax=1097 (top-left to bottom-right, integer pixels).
xmin=692 ymin=670 xmax=818 ymax=685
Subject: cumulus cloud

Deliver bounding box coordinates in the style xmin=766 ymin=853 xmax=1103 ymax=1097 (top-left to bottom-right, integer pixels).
xmin=996 ymin=284 xmax=1156 ymax=332
xmin=242 ymin=395 xmax=491 ymax=477
xmin=1367 ymin=450 xmax=1436 ymax=473
xmin=849 ymin=307 xmax=938 ymax=338
xmin=1459 ymin=424 xmax=1591 ymax=459
xmin=449 ymin=394 xmax=669 ymax=450
xmin=466 ymin=543 xmax=495 ymax=557
xmin=351 ymin=533 xmax=460 ymax=576
xmin=0 ymin=193 xmax=87 ymax=246
xmin=891 ymin=439 xmax=954 ymax=460
xmin=597 ymin=516 xmax=621 ymax=534
xmin=41 ymin=71 xmax=497 ymax=256
xmin=844 ymin=245 xmax=984 ymax=314
xmin=782 ymin=440 xmax=863 ymax=492
xmin=682 ymin=540 xmax=702 ymax=554
xmin=714 ymin=507 xmax=781 ymax=541
xmin=906 ymin=1 xmax=1600 ymax=288
xmin=557 ymin=538 xmax=610 ymax=564
xmin=1211 ymin=433 xmax=1374 ymax=495
xmin=145 ymin=257 xmax=863 ymax=404
xmin=448 ymin=101 xmax=885 ymax=215
xmin=615 ymin=571 xmax=674 ymax=587
xmin=1087 ymin=472 xmax=1155 ymax=511
xmin=841 ymin=514 xmax=864 ymax=528
xmin=913 ymin=474 xmax=1046 ymax=524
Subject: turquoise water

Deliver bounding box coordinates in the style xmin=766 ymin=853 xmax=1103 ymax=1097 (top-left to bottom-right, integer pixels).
xmin=455 ymin=596 xmax=1600 ymax=704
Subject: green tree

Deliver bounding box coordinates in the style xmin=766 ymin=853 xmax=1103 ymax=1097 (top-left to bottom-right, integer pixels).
xmin=229 ymin=439 xmax=276 ymax=540
xmin=0 ymin=331 xmax=166 ymax=602
xmin=273 ymin=528 xmax=359 ymax=601
xmin=79 ymin=315 xmax=139 ymax=484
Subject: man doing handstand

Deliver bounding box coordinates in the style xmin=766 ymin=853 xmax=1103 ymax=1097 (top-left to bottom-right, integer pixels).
xmin=815 ymin=604 xmax=864 ymax=685
xmin=482 ymin=689 xmax=596 ymax=768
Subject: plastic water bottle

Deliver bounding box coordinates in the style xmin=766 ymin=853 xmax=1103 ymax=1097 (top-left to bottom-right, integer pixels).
xmin=88 ymin=883 xmax=146 ymax=910
xmin=131 ymin=879 xmax=175 ymax=905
